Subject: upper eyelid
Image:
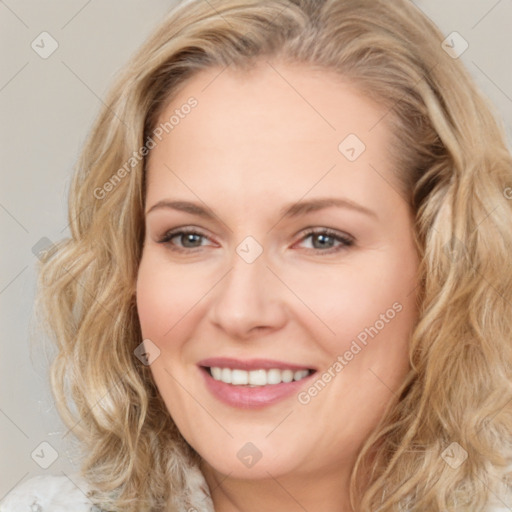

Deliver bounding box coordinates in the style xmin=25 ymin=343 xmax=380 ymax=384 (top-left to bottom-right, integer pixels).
xmin=158 ymin=227 xmax=213 ymax=243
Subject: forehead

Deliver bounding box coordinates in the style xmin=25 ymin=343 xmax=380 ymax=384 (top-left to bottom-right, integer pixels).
xmin=145 ymin=61 xmax=399 ymax=210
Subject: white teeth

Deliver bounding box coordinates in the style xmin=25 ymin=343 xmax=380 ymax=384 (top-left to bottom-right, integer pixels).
xmin=209 ymin=367 xmax=311 ymax=386
xmin=231 ymin=369 xmax=248 ymax=385
xmin=248 ymin=369 xmax=267 ymax=385
xmin=267 ymin=368 xmax=282 ymax=385
xmin=281 ymin=369 xmax=294 ymax=383
xmin=211 ymin=367 xmax=222 ymax=380
xmin=294 ymin=370 xmax=307 ymax=381
xmin=221 ymin=367 xmax=231 ymax=384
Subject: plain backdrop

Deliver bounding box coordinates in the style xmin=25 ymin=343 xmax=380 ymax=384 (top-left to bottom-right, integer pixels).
xmin=1 ymin=0 xmax=511 ymax=500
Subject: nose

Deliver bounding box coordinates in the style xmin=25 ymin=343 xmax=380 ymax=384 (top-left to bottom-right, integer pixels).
xmin=207 ymin=246 xmax=288 ymax=340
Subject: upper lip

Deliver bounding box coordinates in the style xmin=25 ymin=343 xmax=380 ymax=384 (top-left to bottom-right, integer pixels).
xmin=198 ymin=357 xmax=316 ymax=372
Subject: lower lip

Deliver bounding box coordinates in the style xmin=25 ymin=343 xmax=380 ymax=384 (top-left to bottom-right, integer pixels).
xmin=200 ymin=367 xmax=314 ymax=409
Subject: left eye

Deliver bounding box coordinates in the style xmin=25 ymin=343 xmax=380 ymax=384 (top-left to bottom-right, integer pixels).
xmin=157 ymin=228 xmax=354 ymax=254
xmin=297 ymin=229 xmax=354 ymax=253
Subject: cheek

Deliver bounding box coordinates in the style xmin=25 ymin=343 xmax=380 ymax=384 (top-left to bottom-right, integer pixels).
xmin=293 ymin=255 xmax=416 ymax=449
xmin=136 ymin=254 xmax=207 ymax=339
xmin=135 ymin=257 xmax=199 ymax=431
xmin=293 ymin=252 xmax=417 ymax=354
xmin=136 ymin=263 xmax=170 ymax=339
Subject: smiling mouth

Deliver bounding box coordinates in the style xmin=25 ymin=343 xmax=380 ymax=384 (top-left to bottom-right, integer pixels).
xmin=202 ymin=366 xmax=316 ymax=387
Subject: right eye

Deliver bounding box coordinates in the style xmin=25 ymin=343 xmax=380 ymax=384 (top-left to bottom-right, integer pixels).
xmin=157 ymin=227 xmax=215 ymax=252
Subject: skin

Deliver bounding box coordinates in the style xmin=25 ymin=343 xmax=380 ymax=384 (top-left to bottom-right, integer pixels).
xmin=136 ymin=60 xmax=420 ymax=512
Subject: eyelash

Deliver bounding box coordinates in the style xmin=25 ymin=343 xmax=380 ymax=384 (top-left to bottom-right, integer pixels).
xmin=157 ymin=227 xmax=354 ymax=255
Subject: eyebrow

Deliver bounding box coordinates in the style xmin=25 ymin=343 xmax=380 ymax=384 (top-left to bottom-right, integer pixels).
xmin=146 ymin=197 xmax=378 ymax=220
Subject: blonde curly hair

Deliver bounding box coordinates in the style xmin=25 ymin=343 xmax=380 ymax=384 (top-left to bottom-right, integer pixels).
xmin=35 ymin=0 xmax=512 ymax=510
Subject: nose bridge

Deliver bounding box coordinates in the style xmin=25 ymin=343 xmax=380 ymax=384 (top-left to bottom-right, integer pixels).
xmin=208 ymin=239 xmax=286 ymax=336
xmin=231 ymin=240 xmax=270 ymax=294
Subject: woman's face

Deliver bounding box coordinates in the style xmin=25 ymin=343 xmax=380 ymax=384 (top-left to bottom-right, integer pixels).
xmin=136 ymin=61 xmax=419 ymax=482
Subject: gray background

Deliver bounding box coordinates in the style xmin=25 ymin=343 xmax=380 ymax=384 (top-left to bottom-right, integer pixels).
xmin=1 ymin=0 xmax=511 ymax=500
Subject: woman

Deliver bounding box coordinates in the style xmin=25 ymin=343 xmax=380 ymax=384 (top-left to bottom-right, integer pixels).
xmin=3 ymin=0 xmax=511 ymax=510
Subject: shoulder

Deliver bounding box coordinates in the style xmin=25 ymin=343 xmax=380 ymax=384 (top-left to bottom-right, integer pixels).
xmin=486 ymin=462 xmax=512 ymax=511
xmin=0 ymin=474 xmax=97 ymax=512
xmin=486 ymin=486 xmax=512 ymax=512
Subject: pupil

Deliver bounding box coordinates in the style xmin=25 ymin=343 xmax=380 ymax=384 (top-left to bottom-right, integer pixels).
xmin=314 ymin=234 xmax=332 ymax=249
xmin=183 ymin=234 xmax=200 ymax=247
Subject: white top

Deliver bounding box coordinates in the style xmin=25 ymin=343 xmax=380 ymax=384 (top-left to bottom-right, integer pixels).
xmin=1 ymin=470 xmax=511 ymax=511
xmin=0 ymin=466 xmax=214 ymax=512
xmin=0 ymin=475 xmax=95 ymax=512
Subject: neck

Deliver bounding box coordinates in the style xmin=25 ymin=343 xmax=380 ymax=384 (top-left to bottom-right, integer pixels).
xmin=199 ymin=460 xmax=357 ymax=512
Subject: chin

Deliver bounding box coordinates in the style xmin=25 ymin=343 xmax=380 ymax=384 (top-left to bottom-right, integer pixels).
xmin=197 ymin=441 xmax=310 ymax=481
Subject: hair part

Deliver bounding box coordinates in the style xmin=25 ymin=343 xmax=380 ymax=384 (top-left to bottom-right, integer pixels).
xmin=35 ymin=0 xmax=512 ymax=510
